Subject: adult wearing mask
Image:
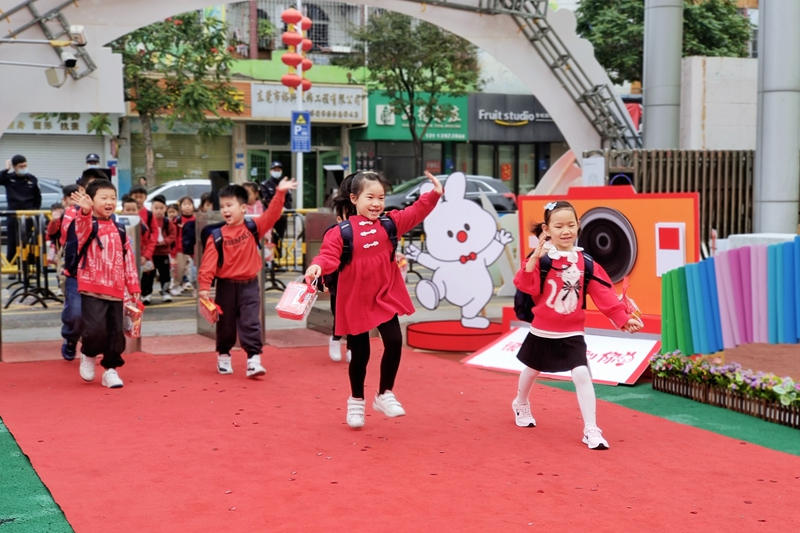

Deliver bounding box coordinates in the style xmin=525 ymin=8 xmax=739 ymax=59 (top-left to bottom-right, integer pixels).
xmin=1 ymin=155 xmax=42 ymax=277
xmin=259 ymin=161 xmax=293 ymax=257
xmin=75 ymin=153 xmax=102 ymax=184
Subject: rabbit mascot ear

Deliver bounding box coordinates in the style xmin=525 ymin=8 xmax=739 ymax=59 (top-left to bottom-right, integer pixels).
xmin=442 ymin=172 xmax=466 ymax=202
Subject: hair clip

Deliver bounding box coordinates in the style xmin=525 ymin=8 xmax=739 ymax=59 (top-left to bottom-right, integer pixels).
xmin=545 ymin=202 xmax=557 ymax=211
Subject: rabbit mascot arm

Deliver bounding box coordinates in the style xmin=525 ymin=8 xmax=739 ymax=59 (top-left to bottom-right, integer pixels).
xmin=406 ymin=172 xmax=513 ymax=329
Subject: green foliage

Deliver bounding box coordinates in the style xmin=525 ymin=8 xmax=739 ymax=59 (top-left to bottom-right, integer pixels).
xmin=110 ymin=11 xmax=243 ymax=143
xmin=576 ymin=0 xmax=752 ymax=85
xmin=258 ymin=19 xmax=275 ymax=41
xmin=336 ymin=11 xmax=480 ymax=173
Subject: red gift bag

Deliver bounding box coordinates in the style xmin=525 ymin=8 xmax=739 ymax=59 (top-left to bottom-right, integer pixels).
xmin=276 ymin=279 xmax=318 ymax=320
xmin=618 ymin=276 xmax=643 ymax=327
xmin=123 ymin=297 xmax=145 ymax=338
xmin=199 ymin=298 xmax=223 ymax=325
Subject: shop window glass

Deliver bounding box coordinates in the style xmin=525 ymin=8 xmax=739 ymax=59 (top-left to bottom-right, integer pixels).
xmin=477 ymin=145 xmax=494 ymax=178
xmin=312 ymin=126 xmax=341 ymax=147
xmin=455 ymin=143 xmax=472 ymax=174
xmin=498 ymin=144 xmax=515 ymax=186
xmin=268 ymin=125 xmax=290 ymax=146
xmin=246 ymin=125 xmax=268 ymax=145
xmin=131 ymin=133 xmax=232 ymax=185
xmin=519 ymin=144 xmax=537 ymax=195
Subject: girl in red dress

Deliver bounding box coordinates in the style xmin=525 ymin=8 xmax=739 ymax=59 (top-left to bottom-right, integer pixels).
xmin=306 ymin=171 xmax=443 ymax=428
xmin=512 ymin=201 xmax=642 ymax=449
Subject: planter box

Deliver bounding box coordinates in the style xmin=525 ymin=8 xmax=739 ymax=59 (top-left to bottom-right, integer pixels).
xmin=653 ymin=375 xmax=800 ymax=429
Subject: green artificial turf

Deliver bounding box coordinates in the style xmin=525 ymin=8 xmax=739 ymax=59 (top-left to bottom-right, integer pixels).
xmin=0 ymin=418 xmax=73 ymax=532
xmin=542 ymin=380 xmax=800 ymax=457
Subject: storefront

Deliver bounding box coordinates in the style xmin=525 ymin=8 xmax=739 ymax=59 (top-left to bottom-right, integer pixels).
xmin=462 ymin=94 xmax=567 ymax=196
xmin=351 ymin=92 xmax=469 ymax=185
xmin=0 ymin=113 xmax=118 ymax=186
xmin=125 ymin=80 xmax=366 ymax=208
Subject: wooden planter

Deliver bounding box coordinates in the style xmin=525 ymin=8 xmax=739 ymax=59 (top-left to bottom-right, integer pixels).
xmin=652 ymin=375 xmax=800 ymax=429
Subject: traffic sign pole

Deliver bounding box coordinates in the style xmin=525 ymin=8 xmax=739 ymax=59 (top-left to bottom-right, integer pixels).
xmin=296 ymin=0 xmax=304 ymax=209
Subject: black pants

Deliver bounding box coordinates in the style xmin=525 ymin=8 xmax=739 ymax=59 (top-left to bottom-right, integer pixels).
xmin=5 ymin=215 xmax=34 ymax=266
xmin=330 ymin=290 xmax=346 ymax=343
xmin=81 ymin=295 xmax=125 ymax=369
xmin=348 ymin=315 xmax=402 ymax=399
xmin=215 ymin=278 xmax=262 ymax=358
xmin=141 ymin=255 xmax=170 ymax=297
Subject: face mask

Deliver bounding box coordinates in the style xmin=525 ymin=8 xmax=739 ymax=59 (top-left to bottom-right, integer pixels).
xmin=15 ymin=168 xmax=27 ymax=176
xmin=270 ymin=170 xmax=282 ymax=178
xmin=87 ymin=164 xmax=99 ymax=169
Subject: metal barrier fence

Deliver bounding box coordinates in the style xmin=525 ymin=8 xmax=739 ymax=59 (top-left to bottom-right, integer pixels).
xmin=0 ymin=210 xmax=61 ymax=308
xmin=586 ymin=149 xmax=755 ymax=244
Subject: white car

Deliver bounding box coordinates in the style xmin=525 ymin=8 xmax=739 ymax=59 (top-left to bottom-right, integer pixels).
xmin=118 ymin=179 xmax=212 ymax=211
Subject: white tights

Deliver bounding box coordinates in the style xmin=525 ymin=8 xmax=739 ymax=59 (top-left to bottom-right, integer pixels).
xmin=515 ymin=365 xmax=597 ymax=428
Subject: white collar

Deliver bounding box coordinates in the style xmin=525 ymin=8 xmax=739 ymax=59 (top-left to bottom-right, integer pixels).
xmin=544 ymin=242 xmax=582 ymax=263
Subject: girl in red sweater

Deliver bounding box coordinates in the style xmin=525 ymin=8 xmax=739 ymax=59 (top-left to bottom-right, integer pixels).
xmin=306 ymin=171 xmax=444 ymax=428
xmin=512 ymin=201 xmax=642 ymax=450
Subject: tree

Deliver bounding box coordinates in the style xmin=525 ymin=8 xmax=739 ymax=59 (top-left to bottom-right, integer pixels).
xmin=110 ymin=11 xmax=243 ymax=185
xmin=576 ymin=0 xmax=752 ymax=85
xmin=336 ymin=12 xmax=481 ymax=176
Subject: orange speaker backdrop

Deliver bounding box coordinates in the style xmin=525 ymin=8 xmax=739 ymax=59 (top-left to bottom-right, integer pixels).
xmin=518 ymin=186 xmax=699 ymax=331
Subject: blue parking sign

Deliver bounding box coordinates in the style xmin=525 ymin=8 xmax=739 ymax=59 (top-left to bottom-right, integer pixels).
xmin=291 ymin=111 xmax=311 ymax=153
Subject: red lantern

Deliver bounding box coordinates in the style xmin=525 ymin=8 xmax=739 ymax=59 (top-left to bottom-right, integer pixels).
xmin=282 ymin=52 xmax=303 ymax=68
xmin=281 ymin=73 xmax=302 ymax=89
xmin=301 ymin=38 xmax=313 ymax=52
xmin=301 ymin=17 xmax=313 ymax=30
xmin=301 ymin=58 xmax=313 ymax=72
xmin=281 ymin=8 xmax=302 ymax=25
xmin=301 ymin=78 xmax=312 ymax=92
xmin=281 ymin=31 xmax=302 ymax=47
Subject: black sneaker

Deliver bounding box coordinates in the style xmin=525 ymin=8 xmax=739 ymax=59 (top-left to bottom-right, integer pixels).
xmin=61 ymin=341 xmax=77 ymax=361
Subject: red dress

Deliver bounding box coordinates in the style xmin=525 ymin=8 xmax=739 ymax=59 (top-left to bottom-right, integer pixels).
xmin=312 ymin=190 xmax=442 ymax=336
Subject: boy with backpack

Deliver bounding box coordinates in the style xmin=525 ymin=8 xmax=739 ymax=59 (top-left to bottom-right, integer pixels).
xmin=71 ymin=181 xmax=140 ymax=389
xmin=198 ymin=178 xmax=296 ymax=378
xmin=59 ymin=169 xmax=109 ymax=361
xmin=140 ymin=195 xmax=174 ymax=304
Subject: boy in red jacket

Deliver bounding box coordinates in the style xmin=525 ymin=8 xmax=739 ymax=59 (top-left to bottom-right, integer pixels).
xmin=71 ymin=181 xmax=140 ymax=389
xmin=198 ymin=178 xmax=296 ymax=378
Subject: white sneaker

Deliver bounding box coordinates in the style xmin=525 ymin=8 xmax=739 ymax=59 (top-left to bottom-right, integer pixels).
xmin=246 ymin=355 xmax=266 ymax=378
xmin=373 ymin=391 xmax=406 ymax=417
xmin=582 ymin=425 xmax=609 ymax=450
xmin=182 ymin=282 xmax=194 ymax=291
xmin=161 ymin=292 xmax=173 ymax=302
xmin=101 ymin=369 xmax=124 ymax=389
xmin=217 ymin=354 xmax=233 ymax=375
xmin=169 ymin=287 xmax=182 ymax=296
xmin=328 ymin=337 xmax=342 ymax=362
xmin=141 ymin=294 xmax=152 ymax=305
xmin=512 ymin=400 xmax=536 ymax=427
xmin=79 ymin=354 xmax=96 ymax=382
xmin=347 ymin=397 xmax=365 ymax=428
xmin=345 ymin=349 xmax=352 ymax=363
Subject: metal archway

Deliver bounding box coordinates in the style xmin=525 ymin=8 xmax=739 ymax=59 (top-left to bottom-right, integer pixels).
xmin=0 ymin=0 xmax=640 ymax=157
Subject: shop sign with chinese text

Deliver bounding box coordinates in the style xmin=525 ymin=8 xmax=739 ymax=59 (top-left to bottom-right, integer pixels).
xmin=5 ymin=113 xmax=120 ymax=136
xmin=251 ymin=83 xmax=366 ymax=123
xmin=365 ymin=92 xmax=469 ymax=141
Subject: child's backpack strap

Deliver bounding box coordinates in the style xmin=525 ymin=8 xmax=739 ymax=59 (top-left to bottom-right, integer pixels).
xmin=379 ymin=215 xmax=398 ymax=263
xmin=76 ymin=219 xmax=100 ymax=269
xmin=337 ymin=220 xmax=353 ymax=271
xmin=112 ymin=215 xmax=128 ymax=260
xmin=211 ymin=227 xmax=225 ymax=268
xmin=244 ymin=218 xmax=261 ymax=249
xmin=579 ymin=253 xmax=611 ymax=310
xmin=537 ymin=254 xmax=553 ymax=294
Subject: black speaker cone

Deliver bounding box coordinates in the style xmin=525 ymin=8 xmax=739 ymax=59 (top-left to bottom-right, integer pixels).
xmin=577 ymin=207 xmax=637 ymax=283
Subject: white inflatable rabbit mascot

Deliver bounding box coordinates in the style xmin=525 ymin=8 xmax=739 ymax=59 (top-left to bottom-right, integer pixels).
xmin=405 ymin=172 xmax=513 ymax=329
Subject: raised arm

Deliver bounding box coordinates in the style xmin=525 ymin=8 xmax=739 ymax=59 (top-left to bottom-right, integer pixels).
xmin=255 ymin=178 xmax=297 ymax=238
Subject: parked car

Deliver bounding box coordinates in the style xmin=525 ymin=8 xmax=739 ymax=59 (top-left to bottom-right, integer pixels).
xmin=0 ymin=177 xmax=64 ymax=211
xmin=117 ymin=179 xmax=212 ymax=211
xmin=385 ymin=174 xmax=517 ymax=213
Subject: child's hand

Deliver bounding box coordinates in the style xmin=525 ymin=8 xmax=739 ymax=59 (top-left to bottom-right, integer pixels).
xmin=424 ymin=171 xmax=444 ymax=195
xmin=131 ymin=292 xmax=141 ymax=300
xmin=621 ymin=317 xmax=643 ymax=334
xmin=278 ymin=177 xmax=298 ymax=192
xmin=199 ymin=290 xmax=210 ymax=301
xmin=525 ymin=236 xmax=548 ymax=272
xmin=71 ymin=191 xmax=92 ymax=213
xmin=305 ymin=264 xmax=321 ymax=279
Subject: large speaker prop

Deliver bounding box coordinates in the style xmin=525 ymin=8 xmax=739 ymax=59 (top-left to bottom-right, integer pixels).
xmin=518 ymin=186 xmax=700 ymax=333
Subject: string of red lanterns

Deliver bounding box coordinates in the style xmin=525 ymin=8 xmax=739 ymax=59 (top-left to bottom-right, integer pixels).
xmin=280 ymin=8 xmax=313 ymax=92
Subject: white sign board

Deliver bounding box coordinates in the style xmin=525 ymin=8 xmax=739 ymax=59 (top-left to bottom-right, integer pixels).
xmin=5 ymin=113 xmax=120 ymax=136
xmin=463 ymin=327 xmax=659 ymax=385
xmin=581 ymin=155 xmax=606 ymax=187
xmin=251 ymin=84 xmax=366 ymax=123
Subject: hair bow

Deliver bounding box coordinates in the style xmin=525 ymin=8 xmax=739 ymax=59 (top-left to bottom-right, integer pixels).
xmin=545 ymin=202 xmax=557 ymax=211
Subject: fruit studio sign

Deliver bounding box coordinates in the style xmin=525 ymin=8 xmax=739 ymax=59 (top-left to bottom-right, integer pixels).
xmin=468 ymin=93 xmax=564 ymax=144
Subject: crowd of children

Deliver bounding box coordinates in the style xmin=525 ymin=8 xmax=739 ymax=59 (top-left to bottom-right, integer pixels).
xmin=42 ymin=164 xmax=643 ymax=450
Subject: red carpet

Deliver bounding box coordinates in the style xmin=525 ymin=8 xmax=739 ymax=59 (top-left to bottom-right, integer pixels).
xmin=0 ymin=342 xmax=799 ymax=532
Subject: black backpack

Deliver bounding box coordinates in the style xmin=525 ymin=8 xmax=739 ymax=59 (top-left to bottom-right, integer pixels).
xmin=200 ymin=219 xmax=260 ymax=268
xmin=321 ymin=216 xmax=398 ymax=290
xmin=513 ymin=252 xmax=611 ymax=322
xmin=64 ymin=213 xmax=127 ymax=274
